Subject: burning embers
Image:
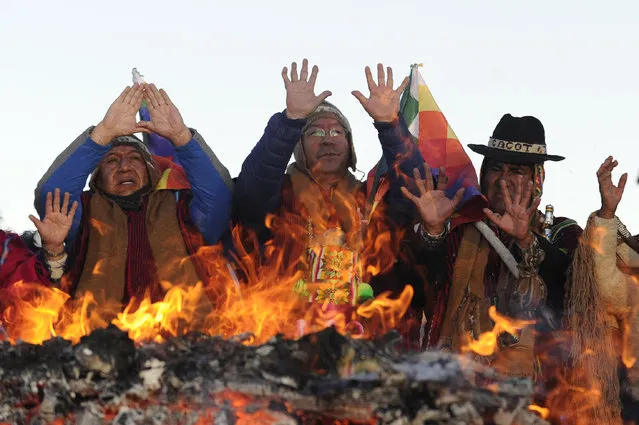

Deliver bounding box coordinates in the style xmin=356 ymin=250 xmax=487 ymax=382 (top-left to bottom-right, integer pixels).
xmin=0 ymin=326 xmax=548 ymax=425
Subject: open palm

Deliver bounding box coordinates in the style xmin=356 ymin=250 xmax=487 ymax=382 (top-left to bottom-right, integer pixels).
xmin=281 ymin=59 xmax=332 ymax=119
xmin=29 ymin=189 xmax=78 ymax=249
xmin=597 ymin=156 xmax=627 ymax=218
xmin=483 ymin=178 xmax=540 ymax=243
xmin=401 ymin=165 xmax=464 ymax=233
xmin=92 ymin=84 xmax=145 ymax=145
xmin=137 ymin=84 xmax=191 ymax=146
xmin=352 ymin=64 xmax=409 ymax=123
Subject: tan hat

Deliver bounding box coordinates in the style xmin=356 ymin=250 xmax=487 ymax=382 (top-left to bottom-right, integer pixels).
xmin=298 ymin=101 xmax=357 ymax=170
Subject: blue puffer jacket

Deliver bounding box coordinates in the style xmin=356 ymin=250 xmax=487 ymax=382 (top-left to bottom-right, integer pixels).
xmin=34 ymin=127 xmax=234 ymax=248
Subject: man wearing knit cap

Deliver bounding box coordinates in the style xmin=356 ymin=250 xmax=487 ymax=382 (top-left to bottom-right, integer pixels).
xmin=234 ymin=59 xmax=424 ymax=327
xmin=34 ymin=83 xmax=233 ymax=309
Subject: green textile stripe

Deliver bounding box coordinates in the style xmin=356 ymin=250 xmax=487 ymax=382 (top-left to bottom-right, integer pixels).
xmin=399 ymin=69 xmax=418 ymax=126
xmin=401 ymin=95 xmax=419 ymax=130
xmin=398 ymin=67 xmax=419 ymax=144
xmin=550 ymin=218 xmax=580 ymax=244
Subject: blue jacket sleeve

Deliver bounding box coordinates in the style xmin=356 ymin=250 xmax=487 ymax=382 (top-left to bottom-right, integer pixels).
xmin=375 ymin=118 xmax=425 ymax=228
xmin=173 ymin=130 xmax=233 ymax=245
xmin=34 ymin=127 xmax=110 ymax=248
xmin=234 ymin=112 xmax=306 ymax=229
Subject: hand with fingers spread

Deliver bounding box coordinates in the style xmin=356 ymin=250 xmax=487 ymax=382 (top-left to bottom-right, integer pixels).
xmin=401 ymin=164 xmax=465 ymax=235
xmin=282 ymin=59 xmax=332 ymax=120
xmin=28 ymin=189 xmax=79 ymax=257
xmin=91 ymin=84 xmax=146 ymax=145
xmin=137 ymin=83 xmax=192 ymax=146
xmin=483 ymin=177 xmax=541 ymax=248
xmin=596 ymin=156 xmax=627 ymax=219
xmin=352 ymin=63 xmax=409 ymax=123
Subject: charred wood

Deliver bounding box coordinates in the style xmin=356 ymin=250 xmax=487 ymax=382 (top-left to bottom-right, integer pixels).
xmin=0 ymin=326 xmax=548 ymax=425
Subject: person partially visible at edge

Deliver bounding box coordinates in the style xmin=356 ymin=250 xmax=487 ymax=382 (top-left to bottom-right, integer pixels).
xmin=568 ymin=156 xmax=639 ymax=424
xmin=402 ymin=114 xmax=582 ymax=381
xmin=233 ymin=59 xmax=424 ymax=321
xmin=0 ymin=189 xmax=77 ymax=288
xmin=33 ymin=83 xmax=233 ymax=308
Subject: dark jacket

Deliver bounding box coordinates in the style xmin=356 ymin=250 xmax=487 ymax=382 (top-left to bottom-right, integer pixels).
xmin=408 ymin=217 xmax=582 ymax=350
xmin=234 ymin=111 xmax=423 ymax=244
xmin=233 ymin=112 xmax=425 ymax=302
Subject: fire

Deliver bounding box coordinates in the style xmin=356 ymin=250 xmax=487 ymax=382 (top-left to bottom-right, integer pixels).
xmin=0 ymin=281 xmax=69 ymax=344
xmin=623 ymin=275 xmax=639 ymax=369
xmin=0 ymin=210 xmax=412 ymax=346
xmin=114 ymin=281 xmax=209 ymax=343
xmin=463 ymin=306 xmax=535 ymax=357
xmin=545 ymin=376 xmax=605 ymax=424
xmin=589 ymin=225 xmax=608 ymax=255
xmin=92 ymin=259 xmax=106 ymax=276
xmin=357 ymin=285 xmax=413 ymax=334
xmin=89 ymin=218 xmax=112 ymax=236
xmin=528 ymin=404 xmax=549 ymax=419
xmin=1 ymin=277 xmax=412 ymax=346
xmin=622 ymin=313 xmax=638 ymax=369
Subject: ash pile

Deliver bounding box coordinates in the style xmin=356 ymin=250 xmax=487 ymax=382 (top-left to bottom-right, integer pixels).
xmin=0 ymin=326 xmax=548 ymax=425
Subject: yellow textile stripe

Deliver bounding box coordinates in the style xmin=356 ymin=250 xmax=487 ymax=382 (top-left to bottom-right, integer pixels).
xmin=156 ymin=169 xmax=172 ymax=190
xmin=447 ymin=124 xmax=458 ymax=140
xmin=417 ymin=83 xmax=439 ymax=113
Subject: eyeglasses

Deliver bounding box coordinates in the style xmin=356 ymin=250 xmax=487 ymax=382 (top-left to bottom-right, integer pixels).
xmin=304 ymin=128 xmax=346 ymax=140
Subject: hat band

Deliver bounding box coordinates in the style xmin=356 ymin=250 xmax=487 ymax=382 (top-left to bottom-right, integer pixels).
xmin=487 ymin=138 xmax=547 ymax=155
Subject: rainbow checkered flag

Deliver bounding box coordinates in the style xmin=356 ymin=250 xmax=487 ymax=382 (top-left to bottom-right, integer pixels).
xmin=132 ymin=68 xmax=190 ymax=190
xmin=367 ymin=64 xmax=486 ymax=228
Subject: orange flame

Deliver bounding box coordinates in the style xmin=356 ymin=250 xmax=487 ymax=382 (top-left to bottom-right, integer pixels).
xmin=0 ymin=203 xmax=412 ymax=346
xmin=528 ymin=404 xmax=550 ymax=419
xmin=463 ymin=306 xmax=535 ymax=357
xmin=92 ymin=259 xmax=106 ymax=276
xmin=89 ymin=218 xmax=112 ymax=236
xmin=622 ymin=316 xmax=638 ymax=369
xmin=113 ymin=282 xmax=210 ymax=343
xmin=0 ymin=281 xmax=69 ymax=344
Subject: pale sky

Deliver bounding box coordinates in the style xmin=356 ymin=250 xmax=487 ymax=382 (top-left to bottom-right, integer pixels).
xmin=1 ymin=0 xmax=638 ymax=234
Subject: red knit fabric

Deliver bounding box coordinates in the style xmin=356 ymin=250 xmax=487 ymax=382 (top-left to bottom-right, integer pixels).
xmin=124 ymin=206 xmax=162 ymax=304
xmin=0 ymin=230 xmax=52 ymax=289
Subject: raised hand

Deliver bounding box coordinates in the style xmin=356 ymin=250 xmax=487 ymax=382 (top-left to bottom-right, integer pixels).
xmin=281 ymin=59 xmax=332 ymax=120
xmin=28 ymin=189 xmax=79 ymax=256
xmin=483 ymin=177 xmax=541 ymax=248
xmin=596 ymin=156 xmax=627 ymax=219
xmin=401 ymin=164 xmax=465 ymax=234
xmin=91 ymin=84 xmax=146 ymax=145
xmin=352 ymin=64 xmax=409 ymax=123
xmin=136 ymin=84 xmax=192 ymax=146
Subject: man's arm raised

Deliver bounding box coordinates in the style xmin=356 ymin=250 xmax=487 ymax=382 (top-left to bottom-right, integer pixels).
xmin=34 ymin=84 xmax=146 ymax=247
xmin=234 ymin=59 xmax=331 ymax=230
xmin=138 ymin=83 xmax=233 ymax=244
xmin=352 ymin=64 xmax=425 ymax=227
